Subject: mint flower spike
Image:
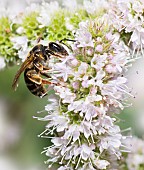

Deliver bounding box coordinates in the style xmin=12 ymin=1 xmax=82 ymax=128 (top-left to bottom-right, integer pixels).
xmin=108 ymin=0 xmax=144 ymax=57
xmin=126 ymin=137 xmax=144 ymax=170
xmin=38 ymin=18 xmax=133 ymax=170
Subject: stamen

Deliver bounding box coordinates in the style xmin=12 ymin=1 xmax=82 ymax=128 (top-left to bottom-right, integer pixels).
xmin=66 ymin=156 xmax=73 ymax=167
xmin=113 ymin=151 xmax=120 ymax=159
xmin=33 ymin=116 xmax=48 ymax=121
xmin=120 ymin=149 xmax=131 ymax=153
xmin=121 ymin=144 xmax=131 ymax=150
xmin=91 ymin=134 xmax=95 ymax=144
xmin=41 ymin=136 xmax=55 ymax=139
xmin=46 ymin=145 xmax=55 ymax=150
xmin=78 ymin=138 xmax=81 ymax=146
xmin=131 ymin=46 xmax=136 ymax=59
xmin=66 ymin=135 xmax=73 ymax=147
xmin=37 ymin=110 xmax=46 ymax=114
xmin=38 ymin=129 xmax=48 ymax=137
xmin=87 ymin=137 xmax=91 ymax=145
xmin=41 ymin=150 xmax=47 ymax=154
xmin=121 ymin=127 xmax=132 ymax=133
xmin=113 ymin=115 xmax=125 ymax=123
xmin=140 ymin=40 xmax=144 ymax=56
xmin=45 ymin=126 xmax=57 ymax=135
xmin=75 ymin=155 xmax=81 ymax=169
xmin=60 ymin=152 xmax=67 ymax=164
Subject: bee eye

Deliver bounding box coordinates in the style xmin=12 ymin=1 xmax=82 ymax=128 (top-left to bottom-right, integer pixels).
xmin=49 ymin=42 xmax=62 ymax=52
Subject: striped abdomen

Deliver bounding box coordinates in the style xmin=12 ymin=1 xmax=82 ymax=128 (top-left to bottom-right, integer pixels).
xmin=24 ymin=69 xmax=47 ymax=98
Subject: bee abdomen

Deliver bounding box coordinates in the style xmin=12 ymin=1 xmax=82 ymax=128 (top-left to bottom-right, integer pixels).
xmin=24 ymin=71 xmax=47 ymax=97
xmin=26 ymin=81 xmax=47 ymax=97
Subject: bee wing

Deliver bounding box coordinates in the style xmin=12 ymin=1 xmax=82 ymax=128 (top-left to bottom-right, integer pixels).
xmin=12 ymin=53 xmax=34 ymax=91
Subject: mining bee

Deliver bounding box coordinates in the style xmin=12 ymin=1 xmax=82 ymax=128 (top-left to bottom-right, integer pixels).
xmin=12 ymin=41 xmax=68 ymax=98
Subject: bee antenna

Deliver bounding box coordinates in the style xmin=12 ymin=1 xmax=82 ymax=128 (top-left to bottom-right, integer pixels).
xmin=59 ymin=38 xmax=76 ymax=51
xmin=59 ymin=38 xmax=76 ymax=44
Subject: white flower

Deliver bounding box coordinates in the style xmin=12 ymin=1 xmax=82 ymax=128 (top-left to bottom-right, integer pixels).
xmin=75 ymin=21 xmax=94 ymax=47
xmin=95 ymin=159 xmax=110 ymax=169
xmin=18 ymin=48 xmax=30 ymax=62
xmin=52 ymin=60 xmax=73 ymax=82
xmin=76 ymin=29 xmax=94 ymax=47
xmin=37 ymin=12 xmax=51 ymax=28
xmin=16 ymin=27 xmax=24 ymax=34
xmin=96 ymin=44 xmax=103 ymax=52
xmin=84 ymin=0 xmax=109 ymax=14
xmin=65 ymin=20 xmax=74 ymax=31
xmin=126 ymin=137 xmax=144 ymax=170
xmin=99 ymin=131 xmax=122 ymax=154
xmin=85 ymin=94 xmax=102 ymax=103
xmin=80 ymin=120 xmax=93 ymax=139
xmin=80 ymin=144 xmax=95 ymax=160
xmin=133 ymin=1 xmax=144 ymax=13
xmin=11 ymin=36 xmax=29 ymax=62
xmin=45 ymin=98 xmax=58 ymax=112
xmin=68 ymin=100 xmax=84 ymax=113
xmin=131 ymin=29 xmax=144 ymax=47
xmin=54 ymin=86 xmax=76 ymax=103
xmin=58 ymin=166 xmax=68 ymax=170
xmin=84 ymin=104 xmax=98 ymax=121
xmin=109 ymin=0 xmax=144 ymax=53
xmin=78 ymin=62 xmax=88 ymax=74
xmin=0 ymin=57 xmax=6 ymax=70
xmin=72 ymin=81 xmax=80 ymax=89
xmin=37 ymin=1 xmax=59 ymax=27
xmin=91 ymin=54 xmax=107 ymax=70
xmin=26 ymin=0 xmax=42 ymax=4
xmin=0 ymin=2 xmax=7 ymax=18
xmin=62 ymin=0 xmax=78 ymax=11
xmin=63 ymin=124 xmax=80 ymax=142
xmin=0 ymin=0 xmax=26 ymax=19
xmin=11 ymin=36 xmax=28 ymax=50
xmin=25 ymin=3 xmax=40 ymax=14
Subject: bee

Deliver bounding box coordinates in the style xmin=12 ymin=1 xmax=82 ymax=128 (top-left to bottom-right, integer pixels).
xmin=12 ymin=42 xmax=68 ymax=98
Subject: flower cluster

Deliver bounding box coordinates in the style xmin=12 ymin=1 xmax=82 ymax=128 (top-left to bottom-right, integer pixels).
xmin=108 ymin=0 xmax=144 ymax=55
xmin=1 ymin=0 xmax=144 ymax=170
xmin=126 ymin=137 xmax=144 ymax=170
xmin=0 ymin=0 xmax=102 ymax=67
xmin=0 ymin=17 xmax=18 ymax=64
xmin=37 ymin=18 xmax=133 ymax=170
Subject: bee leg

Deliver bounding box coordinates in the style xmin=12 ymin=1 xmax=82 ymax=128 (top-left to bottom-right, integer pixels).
xmin=42 ymin=66 xmax=51 ymax=72
xmin=41 ymin=72 xmax=51 ymax=78
xmin=26 ymin=70 xmax=42 ymax=84
xmin=34 ymin=62 xmax=50 ymax=73
xmin=34 ymin=62 xmax=43 ymax=71
xmin=42 ymin=79 xmax=57 ymax=85
xmin=42 ymin=79 xmax=66 ymax=88
xmin=27 ymin=70 xmax=63 ymax=86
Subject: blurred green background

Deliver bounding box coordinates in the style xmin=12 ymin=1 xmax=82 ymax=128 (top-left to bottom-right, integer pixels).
xmin=0 ymin=65 xmax=50 ymax=170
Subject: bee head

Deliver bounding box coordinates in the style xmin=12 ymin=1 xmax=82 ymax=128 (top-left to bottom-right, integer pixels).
xmin=48 ymin=42 xmax=68 ymax=57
